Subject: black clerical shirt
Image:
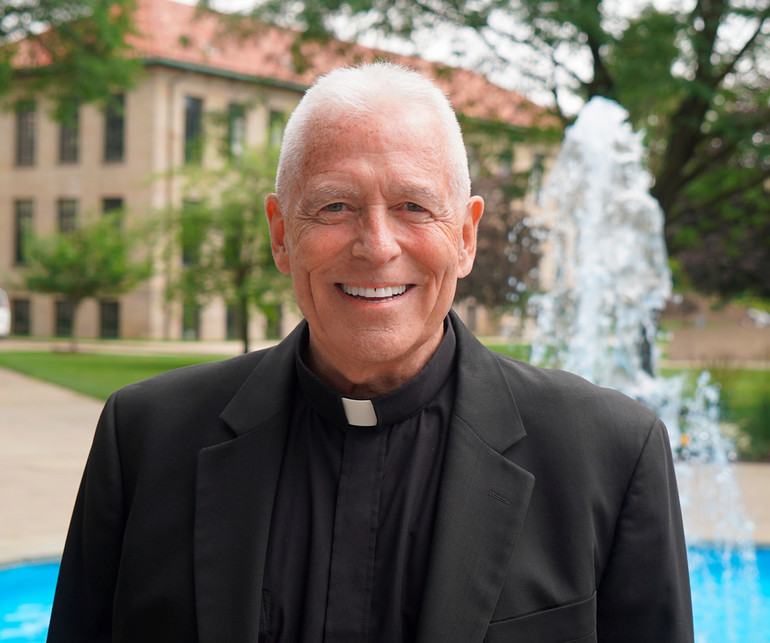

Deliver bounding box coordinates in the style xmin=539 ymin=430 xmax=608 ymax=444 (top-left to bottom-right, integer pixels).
xmin=260 ymin=321 xmax=457 ymax=642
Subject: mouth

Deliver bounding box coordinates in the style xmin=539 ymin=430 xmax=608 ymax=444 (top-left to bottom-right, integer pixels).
xmin=338 ymin=284 xmax=411 ymax=303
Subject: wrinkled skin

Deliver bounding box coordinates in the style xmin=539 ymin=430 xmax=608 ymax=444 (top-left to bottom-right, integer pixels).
xmin=266 ymin=107 xmax=483 ymax=396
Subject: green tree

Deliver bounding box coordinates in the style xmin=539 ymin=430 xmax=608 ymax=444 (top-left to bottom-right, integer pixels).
xmin=167 ymin=145 xmax=292 ymax=353
xmin=19 ymin=213 xmax=152 ymax=350
xmin=0 ymin=0 xmax=139 ymax=121
xmin=455 ymin=176 xmax=541 ymax=318
xmin=236 ymin=0 xmax=770 ymax=300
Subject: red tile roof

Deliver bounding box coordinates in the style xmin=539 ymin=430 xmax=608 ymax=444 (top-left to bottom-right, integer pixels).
xmin=131 ymin=0 xmax=554 ymax=129
xmin=15 ymin=0 xmax=555 ymax=129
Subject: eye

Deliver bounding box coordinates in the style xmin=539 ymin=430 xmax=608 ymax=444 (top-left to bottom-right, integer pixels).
xmin=324 ymin=202 xmax=346 ymax=212
xmin=404 ymin=202 xmax=426 ymax=212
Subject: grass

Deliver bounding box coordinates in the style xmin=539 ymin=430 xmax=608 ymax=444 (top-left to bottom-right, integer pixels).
xmin=484 ymin=343 xmax=531 ymax=361
xmin=704 ymin=368 xmax=770 ymax=461
xmin=0 ymin=351 xmax=231 ymax=401
xmin=0 ymin=343 xmax=531 ymax=402
xmin=1 ymin=342 xmax=767 ymax=459
xmin=661 ymin=365 xmax=770 ymax=460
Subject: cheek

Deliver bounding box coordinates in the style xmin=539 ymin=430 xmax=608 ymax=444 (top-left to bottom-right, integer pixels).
xmin=290 ymin=226 xmax=352 ymax=274
xmin=409 ymin=229 xmax=463 ymax=276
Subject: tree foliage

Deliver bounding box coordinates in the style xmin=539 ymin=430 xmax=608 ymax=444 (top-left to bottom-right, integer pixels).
xmin=236 ymin=0 xmax=770 ymax=300
xmin=455 ymin=175 xmax=541 ymax=317
xmin=0 ymin=0 xmax=139 ymax=121
xmin=166 ymin=145 xmax=292 ymax=353
xmin=19 ymin=212 xmax=152 ymax=350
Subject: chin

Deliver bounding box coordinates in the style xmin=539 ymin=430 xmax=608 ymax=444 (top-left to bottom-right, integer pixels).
xmin=344 ymin=324 xmax=437 ymax=364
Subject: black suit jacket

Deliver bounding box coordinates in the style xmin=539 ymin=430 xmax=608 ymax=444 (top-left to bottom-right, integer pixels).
xmin=48 ymin=312 xmax=693 ymax=642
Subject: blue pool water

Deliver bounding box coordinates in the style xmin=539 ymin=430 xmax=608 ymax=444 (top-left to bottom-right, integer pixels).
xmin=2 ymin=550 xmax=769 ymax=641
xmin=0 ymin=560 xmax=57 ymax=642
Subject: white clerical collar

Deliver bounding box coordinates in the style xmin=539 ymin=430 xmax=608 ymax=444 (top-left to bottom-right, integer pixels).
xmin=341 ymin=397 xmax=378 ymax=427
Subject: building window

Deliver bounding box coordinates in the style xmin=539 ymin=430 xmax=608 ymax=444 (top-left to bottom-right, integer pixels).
xmin=100 ymin=301 xmax=120 ymax=339
xmin=14 ymin=200 xmax=34 ymax=265
xmin=59 ymin=105 xmax=80 ymax=163
xmin=11 ymin=299 xmax=31 ymax=335
xmin=102 ymin=197 xmax=123 ymax=213
xmin=182 ymin=300 xmax=201 ymax=340
xmin=15 ymin=100 xmax=36 ymax=166
xmin=58 ymin=199 xmax=78 ymax=233
xmin=184 ymin=96 xmax=204 ymax=163
xmin=264 ymin=303 xmax=282 ymax=339
xmin=102 ymin=197 xmax=124 ymax=227
xmin=104 ymin=93 xmax=125 ymax=162
xmin=268 ymin=110 xmax=285 ymax=149
xmin=55 ymin=301 xmax=75 ymax=337
xmin=227 ymin=103 xmax=246 ymax=159
xmin=226 ymin=304 xmax=240 ymax=340
xmin=181 ymin=200 xmax=205 ymax=265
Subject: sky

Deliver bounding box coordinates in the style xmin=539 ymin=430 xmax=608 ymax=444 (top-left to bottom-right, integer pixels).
xmin=171 ymin=0 xmax=768 ymax=115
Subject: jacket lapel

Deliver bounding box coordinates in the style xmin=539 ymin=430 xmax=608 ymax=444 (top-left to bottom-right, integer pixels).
xmin=193 ymin=324 xmax=304 ymax=643
xmin=192 ymin=315 xmax=533 ymax=642
xmin=417 ymin=314 xmax=535 ymax=642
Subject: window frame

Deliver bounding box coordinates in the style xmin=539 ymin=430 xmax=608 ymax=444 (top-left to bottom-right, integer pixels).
xmin=99 ymin=300 xmax=120 ymax=339
xmin=57 ymin=198 xmax=78 ymax=234
xmin=104 ymin=94 xmax=125 ymax=163
xmin=55 ymin=301 xmax=75 ymax=338
xmin=15 ymin=100 xmax=36 ymax=166
xmin=59 ymin=104 xmax=80 ymax=164
xmin=227 ymin=102 xmax=246 ymax=159
xmin=14 ymin=199 xmax=34 ymax=265
xmin=11 ymin=299 xmax=32 ymax=336
xmin=184 ymin=95 xmax=204 ymax=163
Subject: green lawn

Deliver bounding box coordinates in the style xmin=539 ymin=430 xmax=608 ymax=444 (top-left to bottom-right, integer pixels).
xmin=0 ymin=351 xmax=230 ymax=401
xmin=1 ymin=344 xmax=767 ymax=459
xmin=0 ymin=344 xmax=531 ymax=401
xmin=484 ymin=343 xmax=532 ymax=361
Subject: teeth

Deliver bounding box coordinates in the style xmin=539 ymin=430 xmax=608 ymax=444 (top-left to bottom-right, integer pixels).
xmin=342 ymin=285 xmax=408 ymax=299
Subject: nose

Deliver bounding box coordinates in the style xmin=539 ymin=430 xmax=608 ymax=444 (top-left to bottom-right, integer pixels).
xmin=351 ymin=208 xmax=402 ymax=265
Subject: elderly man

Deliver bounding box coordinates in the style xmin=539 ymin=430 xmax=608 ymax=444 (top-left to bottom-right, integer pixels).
xmin=48 ymin=63 xmax=693 ymax=642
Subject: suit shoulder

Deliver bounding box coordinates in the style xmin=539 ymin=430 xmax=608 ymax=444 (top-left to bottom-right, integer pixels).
xmin=113 ymin=347 xmax=272 ymax=407
xmin=490 ymin=350 xmax=659 ymax=440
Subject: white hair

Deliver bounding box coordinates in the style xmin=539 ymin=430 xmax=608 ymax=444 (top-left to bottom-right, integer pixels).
xmin=275 ymin=62 xmax=471 ymax=205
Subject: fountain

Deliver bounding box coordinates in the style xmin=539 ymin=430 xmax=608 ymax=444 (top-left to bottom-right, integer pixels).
xmin=526 ymin=97 xmax=764 ymax=641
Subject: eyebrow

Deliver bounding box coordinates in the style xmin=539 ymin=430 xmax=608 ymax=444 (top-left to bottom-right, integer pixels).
xmin=302 ymin=185 xmax=363 ymax=207
xmin=390 ymin=185 xmax=443 ymax=208
xmin=300 ymin=183 xmax=443 ymax=211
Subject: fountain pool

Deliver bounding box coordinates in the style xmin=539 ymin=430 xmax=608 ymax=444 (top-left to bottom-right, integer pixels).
xmin=0 ymin=560 xmax=56 ymax=643
xmin=1 ymin=555 xmax=769 ymax=641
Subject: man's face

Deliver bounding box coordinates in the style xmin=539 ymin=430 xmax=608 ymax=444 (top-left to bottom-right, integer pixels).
xmin=266 ymin=107 xmax=483 ymax=391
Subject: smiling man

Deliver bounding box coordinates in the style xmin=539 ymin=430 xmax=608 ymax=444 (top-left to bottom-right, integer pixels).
xmin=265 ymin=79 xmax=482 ymax=397
xmin=48 ymin=63 xmax=693 ymax=642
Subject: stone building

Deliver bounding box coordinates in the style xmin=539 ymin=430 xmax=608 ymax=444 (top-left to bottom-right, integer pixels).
xmin=0 ymin=0 xmax=554 ymax=342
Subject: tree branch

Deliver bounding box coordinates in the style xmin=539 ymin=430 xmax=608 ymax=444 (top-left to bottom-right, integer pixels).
xmin=715 ymin=11 xmax=770 ymax=84
xmin=674 ymin=168 xmax=770 ymax=217
xmin=678 ymin=137 xmax=739 ymax=188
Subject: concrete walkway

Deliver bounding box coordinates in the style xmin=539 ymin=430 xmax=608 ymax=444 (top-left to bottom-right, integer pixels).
xmin=1 ymin=364 xmax=769 ymax=566
xmin=0 ymin=368 xmax=102 ymax=565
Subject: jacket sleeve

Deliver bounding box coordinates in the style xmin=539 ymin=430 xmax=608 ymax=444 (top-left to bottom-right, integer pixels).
xmin=47 ymin=393 xmax=125 ymax=643
xmin=596 ymin=418 xmax=694 ymax=642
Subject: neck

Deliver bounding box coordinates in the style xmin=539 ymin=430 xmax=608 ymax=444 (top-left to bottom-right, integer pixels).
xmin=304 ymin=329 xmax=444 ymax=398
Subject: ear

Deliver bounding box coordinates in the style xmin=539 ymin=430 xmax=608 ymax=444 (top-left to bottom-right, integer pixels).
xmin=265 ymin=193 xmax=292 ymax=275
xmin=458 ymin=195 xmax=484 ymax=278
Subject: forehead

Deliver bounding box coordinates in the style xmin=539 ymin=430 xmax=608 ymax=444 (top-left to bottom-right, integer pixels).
xmin=277 ymin=101 xmax=470 ymax=216
xmin=309 ymin=106 xmax=443 ymax=158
